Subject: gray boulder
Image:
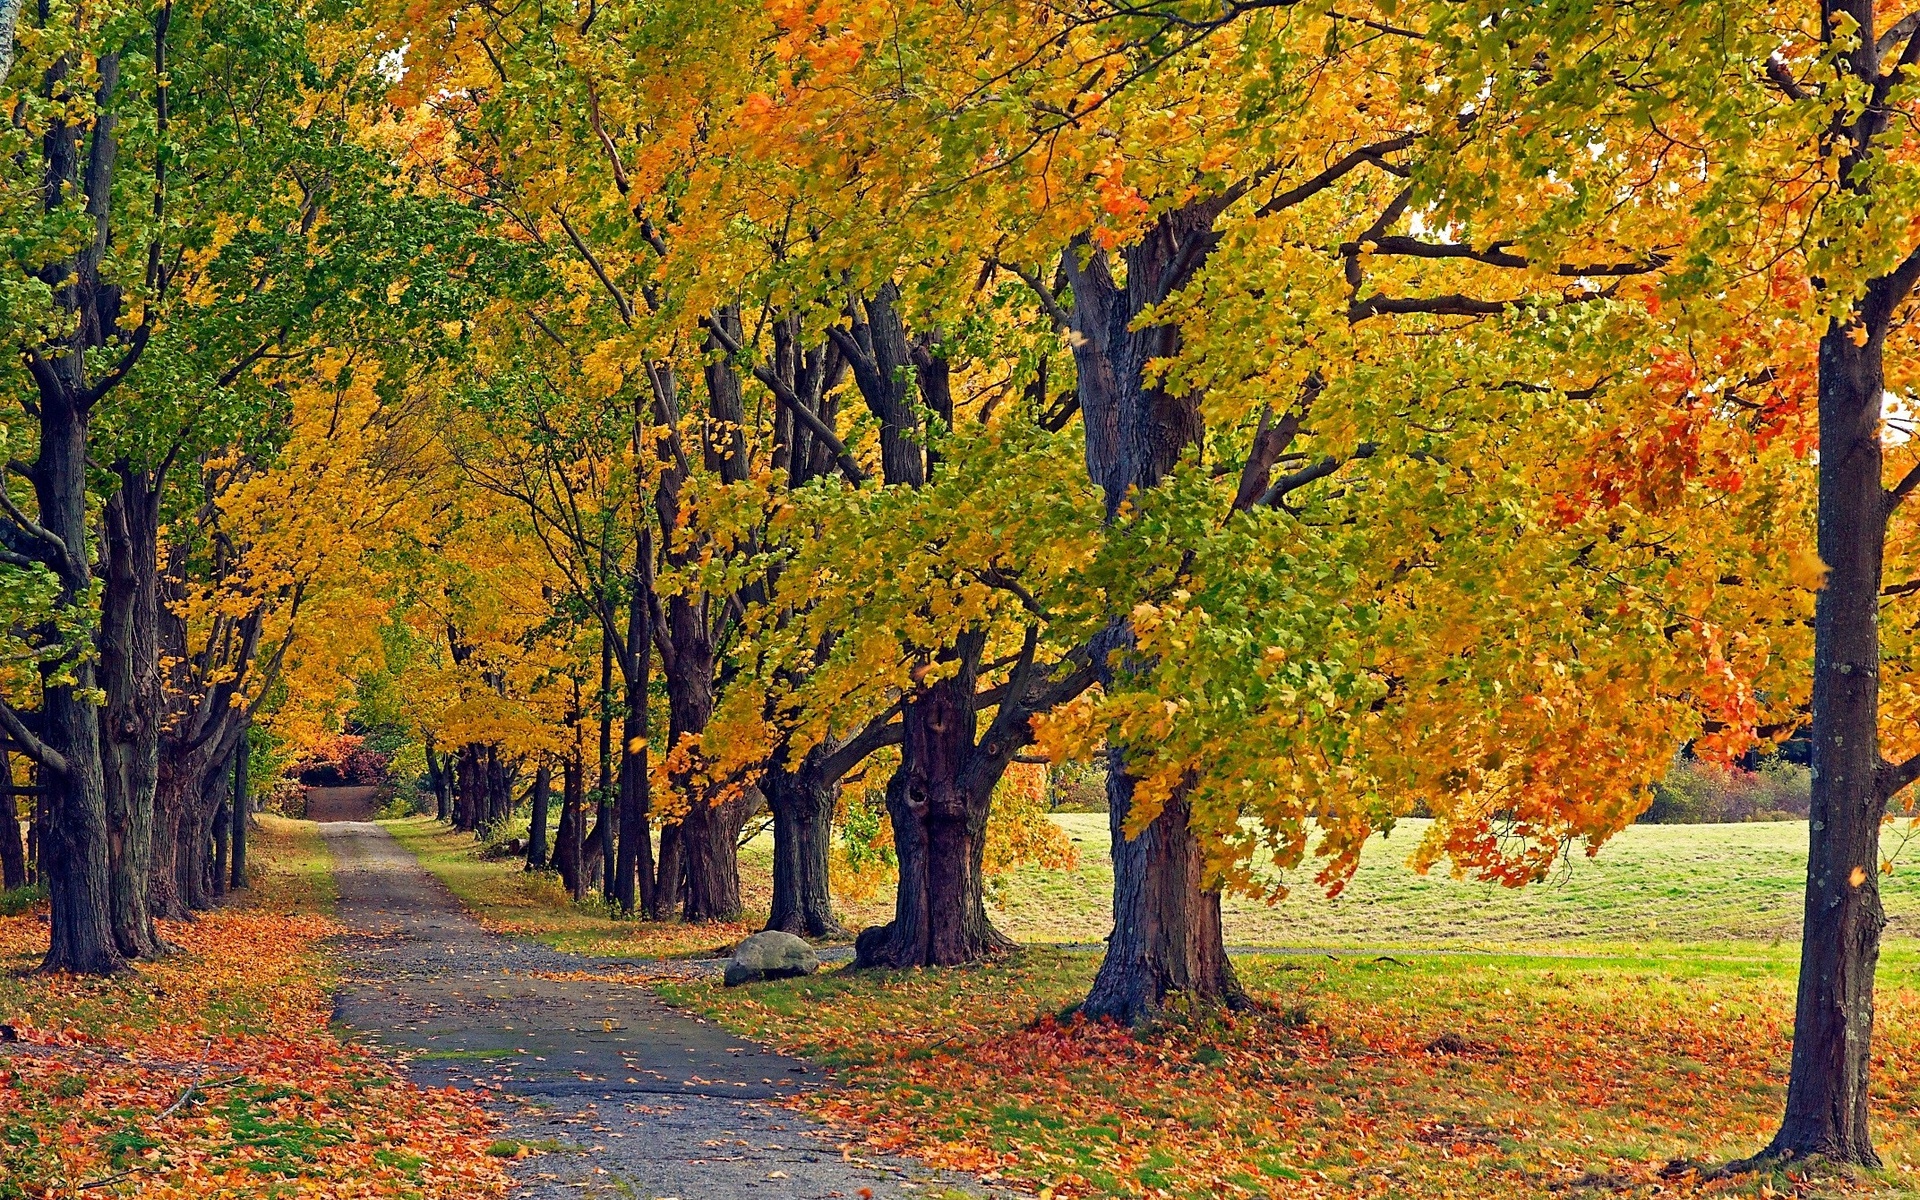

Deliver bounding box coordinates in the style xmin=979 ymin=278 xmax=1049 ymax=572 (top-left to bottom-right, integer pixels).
xmin=723 ymin=930 xmax=820 ymax=987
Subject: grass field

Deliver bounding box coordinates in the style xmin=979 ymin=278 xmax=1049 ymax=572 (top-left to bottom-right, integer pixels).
xmin=389 ymin=812 xmax=1920 ymax=954
xmin=1000 ymin=815 xmax=1920 ymax=949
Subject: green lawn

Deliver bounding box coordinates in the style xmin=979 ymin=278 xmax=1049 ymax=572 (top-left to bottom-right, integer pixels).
xmin=989 ymin=815 xmax=1920 ymax=951
xmin=387 ymin=810 xmax=1920 ymax=955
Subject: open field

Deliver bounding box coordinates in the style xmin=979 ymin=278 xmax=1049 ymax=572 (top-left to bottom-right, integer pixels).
xmin=1002 ymin=815 xmax=1920 ymax=949
xmin=0 ymin=817 xmax=506 ymax=1199
xmin=392 ymin=810 xmax=1920 ymax=954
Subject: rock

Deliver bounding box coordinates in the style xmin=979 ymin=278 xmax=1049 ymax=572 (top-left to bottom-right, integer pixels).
xmin=723 ymin=930 xmax=819 ymax=987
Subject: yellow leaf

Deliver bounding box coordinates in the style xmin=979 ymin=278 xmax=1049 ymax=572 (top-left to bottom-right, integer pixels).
xmin=1788 ymin=547 xmax=1829 ymax=591
xmin=1850 ymin=865 xmax=1867 ymax=888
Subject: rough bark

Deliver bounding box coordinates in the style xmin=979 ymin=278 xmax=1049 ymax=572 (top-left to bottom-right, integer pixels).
xmin=210 ymin=797 xmax=229 ymax=901
xmin=0 ymin=752 xmax=26 ymax=892
xmin=555 ymin=751 xmax=582 ymax=897
xmin=1062 ymin=203 xmax=1237 ymax=1023
xmin=229 ymin=735 xmax=247 ymax=890
xmin=1764 ymin=324 xmax=1889 ymax=1164
xmin=35 ymin=393 xmax=122 ymax=972
xmin=856 ymin=636 xmax=1014 ymax=968
xmin=100 ymin=469 xmax=162 ymax=957
xmin=764 ymin=744 xmax=845 ymax=938
xmin=525 ymin=762 xmax=551 ymax=871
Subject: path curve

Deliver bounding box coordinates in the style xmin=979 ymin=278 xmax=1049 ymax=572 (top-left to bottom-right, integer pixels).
xmin=320 ymin=819 xmax=994 ymax=1199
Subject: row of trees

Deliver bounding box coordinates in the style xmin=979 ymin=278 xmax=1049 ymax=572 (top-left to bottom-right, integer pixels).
xmin=371 ymin=0 xmax=1920 ymax=1167
xmin=7 ymin=0 xmax=1918 ymax=1172
xmin=0 ymin=0 xmax=481 ymax=970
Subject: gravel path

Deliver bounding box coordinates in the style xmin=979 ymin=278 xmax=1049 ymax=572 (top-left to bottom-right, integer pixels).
xmin=318 ymin=819 xmax=997 ymax=1200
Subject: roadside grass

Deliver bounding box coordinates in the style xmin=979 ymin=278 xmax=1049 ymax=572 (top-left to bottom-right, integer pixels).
xmin=0 ymin=815 xmax=508 ymax=1199
xmin=379 ymin=815 xmax=755 ymax=957
xmin=659 ymin=943 xmax=1920 ymax=1199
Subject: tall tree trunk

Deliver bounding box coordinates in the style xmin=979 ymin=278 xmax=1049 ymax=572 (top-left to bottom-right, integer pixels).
xmin=856 ymin=640 xmax=1012 ymax=968
xmin=0 ymin=751 xmax=26 ymax=892
xmin=99 ymin=470 xmax=162 ymax=958
xmin=555 ymin=752 xmax=582 ymax=897
xmin=526 ymin=762 xmax=551 ymax=871
xmin=616 ymin=575 xmax=652 ymax=916
xmin=597 ymin=628 xmax=616 ymax=904
xmin=147 ymin=767 xmax=188 ymax=921
xmin=764 ymin=743 xmax=845 ymax=938
xmin=1061 ymin=204 xmax=1236 ymax=1023
xmin=1766 ymin=325 xmax=1889 ymax=1163
xmin=229 ymin=733 xmax=247 ymax=891
xmin=210 ymin=797 xmax=229 ymax=901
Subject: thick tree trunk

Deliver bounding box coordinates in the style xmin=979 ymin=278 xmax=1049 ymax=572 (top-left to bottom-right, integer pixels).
xmin=0 ymin=752 xmax=25 ymax=892
xmin=1081 ymin=766 xmax=1243 ymax=1024
xmin=1765 ymin=326 xmax=1889 ymax=1164
xmin=856 ymin=651 xmax=1012 ymax=968
xmin=526 ymin=763 xmax=551 ymax=870
xmin=100 ymin=471 xmax=162 ymax=958
xmin=764 ymin=745 xmax=845 ymax=938
xmin=555 ymin=752 xmax=582 ymax=897
xmin=148 ymin=762 xmax=192 ymax=921
xmin=229 ymin=735 xmax=248 ymax=890
xmin=1062 ymin=207 xmax=1235 ymax=1020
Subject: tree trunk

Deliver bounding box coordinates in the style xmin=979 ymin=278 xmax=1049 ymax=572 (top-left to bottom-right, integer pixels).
xmin=764 ymin=744 xmax=845 ymax=938
xmin=856 ymin=647 xmax=1012 ymax=968
xmin=526 ymin=762 xmax=551 ymax=870
xmin=616 ymin=580 xmax=653 ymax=916
xmin=555 ymin=753 xmax=582 ymax=896
xmin=148 ymin=760 xmax=192 ymax=921
xmin=1766 ymin=325 xmax=1889 ymax=1164
xmin=1061 ymin=206 xmax=1235 ymax=1020
xmin=655 ymin=820 xmax=684 ymax=916
xmin=210 ymin=798 xmax=229 ymax=900
xmin=100 ymin=470 xmax=162 ymax=958
xmin=1081 ymin=766 xmax=1243 ymax=1023
xmin=0 ymin=751 xmax=26 ymax=892
xmin=229 ymin=734 xmax=248 ymax=890
xmin=597 ymin=628 xmax=617 ymax=904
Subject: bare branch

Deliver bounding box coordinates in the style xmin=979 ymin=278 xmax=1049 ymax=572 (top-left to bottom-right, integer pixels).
xmin=0 ymin=698 xmax=65 ymax=775
xmin=555 ymin=211 xmax=635 ymax=326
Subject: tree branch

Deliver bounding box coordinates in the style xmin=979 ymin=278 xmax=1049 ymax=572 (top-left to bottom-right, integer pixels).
xmin=1881 ymin=752 xmax=1920 ymax=802
xmin=555 ymin=211 xmax=634 ymax=326
xmin=0 ymin=698 xmax=65 ymax=775
xmin=703 ymin=314 xmax=866 ymax=485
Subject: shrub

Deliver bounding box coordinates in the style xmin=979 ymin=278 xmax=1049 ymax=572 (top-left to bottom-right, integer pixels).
xmin=1641 ymin=757 xmax=1810 ymax=823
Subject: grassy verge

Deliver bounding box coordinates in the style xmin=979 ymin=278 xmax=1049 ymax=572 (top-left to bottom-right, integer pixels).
xmin=0 ymin=815 xmax=508 ymax=1199
xmin=658 ymin=943 xmax=1920 ymax=1199
xmin=379 ymin=815 xmax=755 ymax=957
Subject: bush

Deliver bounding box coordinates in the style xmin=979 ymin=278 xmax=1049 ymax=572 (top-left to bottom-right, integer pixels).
xmin=1641 ymin=757 xmax=1810 ymax=823
xmin=377 ymin=790 xmax=431 ymax=820
xmin=0 ymin=882 xmax=45 ymax=916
